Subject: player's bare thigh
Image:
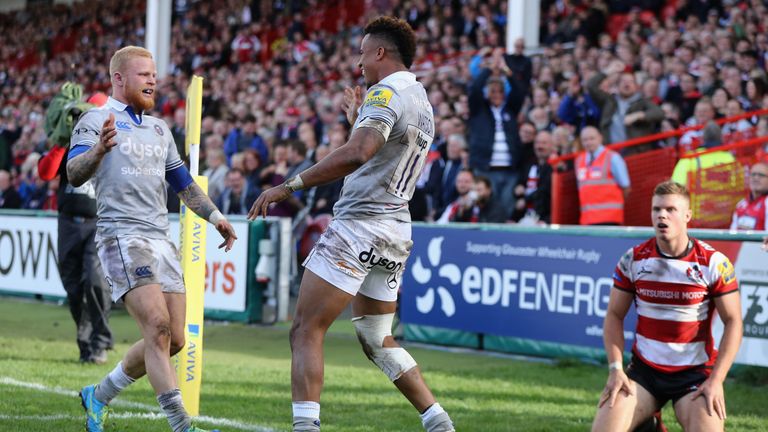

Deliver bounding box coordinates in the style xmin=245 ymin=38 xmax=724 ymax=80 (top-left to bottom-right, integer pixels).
xmin=674 ymin=392 xmax=725 ymax=432
xmin=592 ymin=380 xmax=658 ymax=432
xmin=293 ymin=269 xmax=354 ymax=331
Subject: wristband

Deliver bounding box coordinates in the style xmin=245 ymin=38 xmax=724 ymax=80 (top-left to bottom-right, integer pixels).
xmin=608 ymin=361 xmax=622 ymax=371
xmin=209 ymin=210 xmax=226 ymax=225
xmin=284 ymin=174 xmax=305 ymax=192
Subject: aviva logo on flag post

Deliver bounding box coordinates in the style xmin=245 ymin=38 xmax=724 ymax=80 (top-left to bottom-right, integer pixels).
xmin=364 ymin=88 xmax=393 ymax=108
xmin=188 ymin=324 xmax=200 ymax=337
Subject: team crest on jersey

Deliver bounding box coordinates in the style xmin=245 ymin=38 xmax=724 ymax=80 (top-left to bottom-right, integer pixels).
xmin=363 ymin=88 xmax=393 ymax=108
xmin=154 ymin=124 xmax=164 ymax=136
xmin=686 ymin=264 xmax=704 ymax=284
xmin=718 ymin=260 xmax=736 ymax=284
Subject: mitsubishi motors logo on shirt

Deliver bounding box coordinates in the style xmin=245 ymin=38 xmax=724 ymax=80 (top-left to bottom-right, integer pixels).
xmin=410 ymin=237 xmax=457 ymax=317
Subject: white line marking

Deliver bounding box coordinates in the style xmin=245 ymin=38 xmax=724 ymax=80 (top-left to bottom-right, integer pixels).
xmin=0 ymin=376 xmax=276 ymax=432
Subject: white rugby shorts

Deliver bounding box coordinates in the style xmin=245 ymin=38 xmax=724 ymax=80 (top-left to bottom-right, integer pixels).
xmin=96 ymin=234 xmax=186 ymax=302
xmin=303 ymin=218 xmax=412 ymax=302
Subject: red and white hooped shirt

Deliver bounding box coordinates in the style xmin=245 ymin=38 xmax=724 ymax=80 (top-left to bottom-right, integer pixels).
xmin=613 ymin=237 xmax=738 ymax=374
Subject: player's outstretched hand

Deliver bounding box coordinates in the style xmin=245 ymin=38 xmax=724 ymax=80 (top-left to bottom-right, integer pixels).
xmin=96 ymin=113 xmax=117 ymax=154
xmin=690 ymin=377 xmax=726 ymax=420
xmin=598 ymin=369 xmax=635 ymax=408
xmin=247 ymin=185 xmax=292 ymax=220
xmin=215 ymin=219 xmax=237 ymax=252
xmin=342 ymin=86 xmax=364 ymax=126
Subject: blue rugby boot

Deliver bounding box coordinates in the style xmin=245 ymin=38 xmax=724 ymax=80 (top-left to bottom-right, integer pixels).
xmin=80 ymin=384 xmax=109 ymax=432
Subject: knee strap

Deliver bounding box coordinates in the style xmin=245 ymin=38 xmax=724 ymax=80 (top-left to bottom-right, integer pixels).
xmin=352 ymin=313 xmax=417 ymax=381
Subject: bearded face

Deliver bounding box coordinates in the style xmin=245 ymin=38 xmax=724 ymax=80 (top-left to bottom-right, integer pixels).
xmin=125 ymin=79 xmax=155 ymax=111
xmin=120 ymin=56 xmax=156 ymax=112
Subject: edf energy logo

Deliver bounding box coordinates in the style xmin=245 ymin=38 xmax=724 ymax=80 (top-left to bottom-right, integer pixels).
xmin=410 ymin=237 xmax=457 ymax=317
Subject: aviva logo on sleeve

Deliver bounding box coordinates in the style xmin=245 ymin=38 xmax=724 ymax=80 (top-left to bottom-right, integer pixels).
xmin=364 ymin=88 xmax=393 ymax=108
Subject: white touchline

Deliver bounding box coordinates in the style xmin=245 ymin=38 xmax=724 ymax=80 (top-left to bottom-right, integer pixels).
xmin=0 ymin=376 xmax=276 ymax=432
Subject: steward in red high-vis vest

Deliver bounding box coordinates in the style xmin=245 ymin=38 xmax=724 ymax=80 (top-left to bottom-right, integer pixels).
xmin=576 ymin=148 xmax=625 ymax=225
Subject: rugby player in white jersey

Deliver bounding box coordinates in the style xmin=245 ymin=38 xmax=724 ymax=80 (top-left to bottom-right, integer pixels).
xmin=68 ymin=46 xmax=236 ymax=432
xmin=592 ymin=180 xmax=742 ymax=432
xmin=248 ymin=16 xmax=455 ymax=432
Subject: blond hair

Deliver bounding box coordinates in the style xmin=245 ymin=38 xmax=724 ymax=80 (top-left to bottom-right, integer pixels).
xmin=109 ymin=46 xmax=153 ymax=77
xmin=654 ymin=180 xmax=690 ymax=202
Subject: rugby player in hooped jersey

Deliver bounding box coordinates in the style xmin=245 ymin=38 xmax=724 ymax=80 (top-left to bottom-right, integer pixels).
xmin=68 ymin=46 xmax=236 ymax=432
xmin=592 ymin=180 xmax=742 ymax=432
xmin=248 ymin=16 xmax=454 ymax=432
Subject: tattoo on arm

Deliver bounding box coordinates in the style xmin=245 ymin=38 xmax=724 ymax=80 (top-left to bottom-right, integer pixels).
xmin=178 ymin=181 xmax=218 ymax=221
xmin=67 ymin=149 xmax=105 ymax=187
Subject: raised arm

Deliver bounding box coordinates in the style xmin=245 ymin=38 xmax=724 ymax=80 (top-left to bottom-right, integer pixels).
xmin=67 ymin=114 xmax=117 ymax=187
xmin=587 ymin=60 xmax=624 ymax=109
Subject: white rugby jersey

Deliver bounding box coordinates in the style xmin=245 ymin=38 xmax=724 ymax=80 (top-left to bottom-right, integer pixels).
xmin=613 ymin=237 xmax=738 ymax=373
xmin=333 ymin=71 xmax=434 ymax=223
xmin=69 ymin=97 xmax=183 ymax=240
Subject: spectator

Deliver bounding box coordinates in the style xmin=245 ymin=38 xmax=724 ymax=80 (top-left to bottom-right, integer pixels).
xmin=558 ymin=74 xmax=601 ymax=133
xmin=731 ymin=161 xmax=768 ymax=230
xmin=665 ymin=73 xmax=701 ymax=121
xmin=517 ymin=121 xmax=537 ymax=173
xmin=260 ymin=142 xmax=300 ymax=218
xmin=224 ymin=114 xmax=268 ymax=165
xmin=202 ymin=148 xmax=228 ymax=203
xmin=721 ymin=99 xmax=754 ymax=140
xmin=285 ymin=139 xmax=313 ymax=181
xmin=672 ymin=121 xmax=741 ymax=223
xmin=450 ymin=175 xmax=507 ymax=223
xmin=504 ymin=37 xmax=533 ymax=91
xmin=170 ymin=107 xmax=187 ymax=163
xmin=428 ymin=133 xmax=468 ymax=218
xmin=0 ymin=169 xmax=22 ymax=209
xmin=436 ymin=169 xmax=475 ymax=224
xmin=679 ymin=98 xmax=717 ymax=153
xmin=297 ymin=121 xmax=319 ymax=163
xmin=672 ymin=121 xmax=737 ymax=185
xmin=242 ymin=148 xmax=263 ymax=189
xmin=575 ymin=126 xmax=631 ymax=225
xmin=587 ymin=60 xmax=664 ymax=154
xmin=0 ymin=117 xmax=21 ymax=171
xmin=216 ymin=168 xmax=260 ymax=215
xmin=711 ymin=87 xmax=730 ymax=118
xmin=468 ymin=48 xmax=526 ymax=217
xmin=304 ymin=145 xmax=342 ymax=217
xmin=514 ymin=130 xmax=555 ymax=224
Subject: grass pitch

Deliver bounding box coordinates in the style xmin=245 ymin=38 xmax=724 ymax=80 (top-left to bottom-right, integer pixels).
xmin=0 ymin=297 xmax=766 ymax=431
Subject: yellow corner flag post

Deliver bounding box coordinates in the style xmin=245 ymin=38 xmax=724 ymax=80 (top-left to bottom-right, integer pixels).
xmin=175 ymin=75 xmax=206 ymax=416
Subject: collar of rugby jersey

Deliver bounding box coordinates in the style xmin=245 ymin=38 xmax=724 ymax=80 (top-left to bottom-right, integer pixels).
xmin=377 ymin=70 xmax=416 ymax=87
xmin=106 ymin=96 xmax=143 ymax=125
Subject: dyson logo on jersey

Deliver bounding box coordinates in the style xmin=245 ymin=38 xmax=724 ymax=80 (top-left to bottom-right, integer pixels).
xmin=358 ymin=247 xmax=403 ymax=273
xmin=118 ymin=137 xmax=168 ymax=161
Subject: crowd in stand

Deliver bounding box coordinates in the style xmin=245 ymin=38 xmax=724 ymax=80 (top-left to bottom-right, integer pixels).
xmin=1 ymin=0 xmax=768 ymax=229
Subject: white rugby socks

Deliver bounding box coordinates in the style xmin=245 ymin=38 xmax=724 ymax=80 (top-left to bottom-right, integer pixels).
xmin=94 ymin=361 xmax=135 ymax=404
xmin=292 ymin=401 xmax=321 ymax=431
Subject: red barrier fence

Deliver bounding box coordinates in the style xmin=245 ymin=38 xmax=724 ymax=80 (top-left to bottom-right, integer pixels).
xmin=550 ymin=109 xmax=768 ymax=228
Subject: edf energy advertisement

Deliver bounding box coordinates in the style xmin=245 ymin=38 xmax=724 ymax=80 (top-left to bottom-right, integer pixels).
xmin=400 ymin=227 xmax=641 ymax=351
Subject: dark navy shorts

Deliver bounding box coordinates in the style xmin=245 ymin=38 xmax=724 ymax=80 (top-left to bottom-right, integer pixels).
xmin=626 ymin=356 xmax=709 ymax=406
